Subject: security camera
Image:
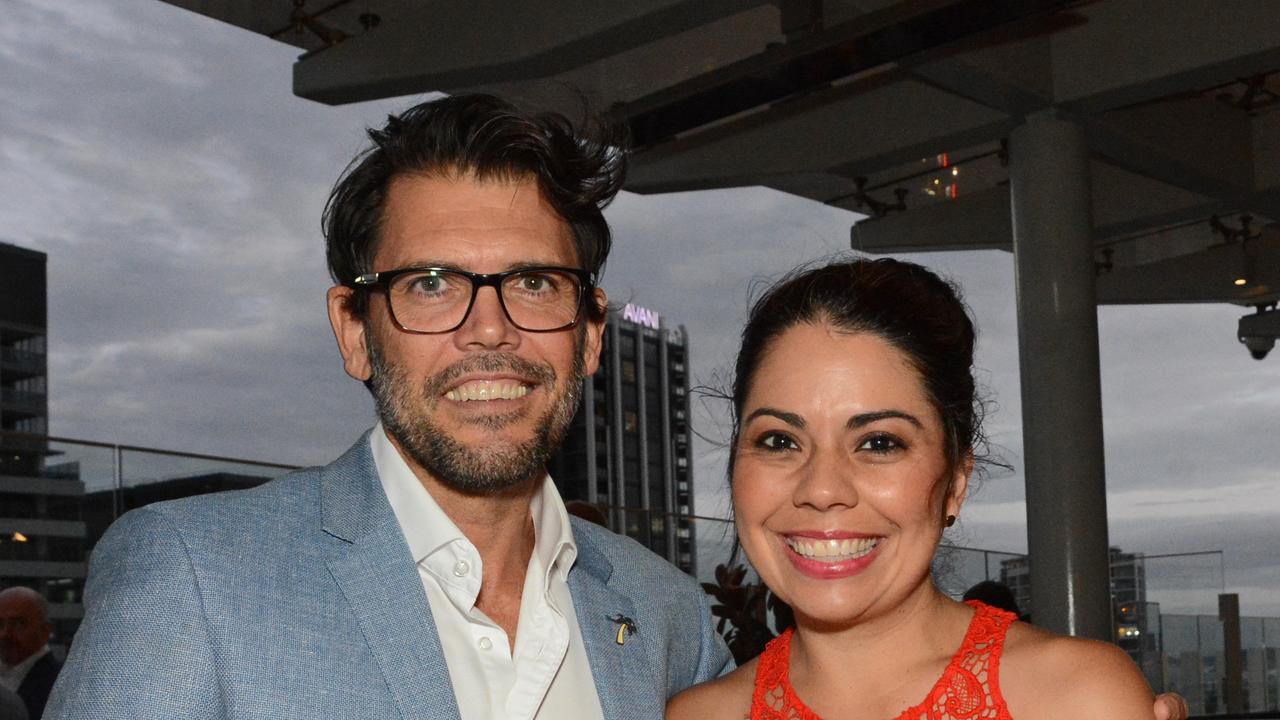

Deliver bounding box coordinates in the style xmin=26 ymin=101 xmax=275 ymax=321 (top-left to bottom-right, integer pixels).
xmin=1239 ymin=334 xmax=1274 ymax=360
xmin=1238 ymin=306 xmax=1280 ymax=361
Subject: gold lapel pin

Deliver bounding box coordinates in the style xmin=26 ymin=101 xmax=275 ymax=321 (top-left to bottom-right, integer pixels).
xmin=609 ymin=614 xmax=637 ymax=645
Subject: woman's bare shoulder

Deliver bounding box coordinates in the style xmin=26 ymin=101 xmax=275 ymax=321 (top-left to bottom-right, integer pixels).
xmin=1000 ymin=622 xmax=1155 ymax=720
xmin=667 ymin=657 xmax=757 ymax=720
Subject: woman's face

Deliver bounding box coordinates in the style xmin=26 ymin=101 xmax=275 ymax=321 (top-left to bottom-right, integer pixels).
xmin=732 ymin=321 xmax=968 ymax=626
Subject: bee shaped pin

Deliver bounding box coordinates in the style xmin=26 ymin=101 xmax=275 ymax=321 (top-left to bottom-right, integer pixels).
xmin=609 ymin=614 xmax=638 ymax=646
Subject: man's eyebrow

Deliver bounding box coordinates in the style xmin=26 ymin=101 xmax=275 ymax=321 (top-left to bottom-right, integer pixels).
xmin=744 ymin=407 xmax=805 ymax=428
xmin=505 ymin=260 xmax=576 ymax=271
xmin=383 ymin=260 xmax=570 ymax=272
xmin=846 ymin=410 xmax=923 ymax=429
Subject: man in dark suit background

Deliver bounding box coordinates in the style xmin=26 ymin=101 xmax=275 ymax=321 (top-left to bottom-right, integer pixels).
xmin=0 ymin=587 xmax=60 ymax=720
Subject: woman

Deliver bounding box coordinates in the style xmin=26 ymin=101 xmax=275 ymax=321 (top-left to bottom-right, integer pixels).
xmin=669 ymin=258 xmax=1156 ymax=720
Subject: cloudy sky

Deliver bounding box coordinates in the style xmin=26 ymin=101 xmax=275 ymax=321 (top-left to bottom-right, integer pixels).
xmin=3 ymin=1 xmax=1276 ymax=616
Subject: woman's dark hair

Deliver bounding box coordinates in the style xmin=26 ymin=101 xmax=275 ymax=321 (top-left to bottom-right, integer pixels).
xmin=322 ymin=93 xmax=625 ymax=320
xmin=730 ymin=258 xmax=988 ymax=479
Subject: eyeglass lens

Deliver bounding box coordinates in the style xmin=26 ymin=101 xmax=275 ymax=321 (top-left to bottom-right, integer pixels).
xmin=387 ymin=269 xmax=583 ymax=332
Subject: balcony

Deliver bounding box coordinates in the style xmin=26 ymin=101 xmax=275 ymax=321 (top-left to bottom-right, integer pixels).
xmin=0 ymin=388 xmax=46 ymax=414
xmin=0 ymin=346 xmax=45 ymax=377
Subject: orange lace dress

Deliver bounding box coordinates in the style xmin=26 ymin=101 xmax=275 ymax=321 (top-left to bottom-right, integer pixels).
xmin=751 ymin=600 xmax=1017 ymax=720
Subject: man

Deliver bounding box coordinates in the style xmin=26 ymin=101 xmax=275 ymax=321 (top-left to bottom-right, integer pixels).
xmin=46 ymin=95 xmax=729 ymax=719
xmin=0 ymin=587 xmax=59 ymax=719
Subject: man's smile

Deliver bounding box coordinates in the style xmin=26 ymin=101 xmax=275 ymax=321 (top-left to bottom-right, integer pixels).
xmin=444 ymin=378 xmax=533 ymax=402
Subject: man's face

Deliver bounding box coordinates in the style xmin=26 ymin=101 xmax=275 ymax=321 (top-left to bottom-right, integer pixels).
xmin=328 ymin=173 xmax=604 ymax=493
xmin=0 ymin=590 xmax=50 ymax=666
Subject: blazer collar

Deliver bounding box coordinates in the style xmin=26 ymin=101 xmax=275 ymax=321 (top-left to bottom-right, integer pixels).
xmin=320 ymin=430 xmax=395 ymax=543
xmin=320 ymin=432 xmax=462 ymax=720
xmin=569 ymin=520 xmax=664 ymax=720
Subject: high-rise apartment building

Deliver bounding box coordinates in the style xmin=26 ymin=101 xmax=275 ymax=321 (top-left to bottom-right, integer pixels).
xmin=0 ymin=241 xmax=86 ymax=643
xmin=548 ymin=303 xmax=697 ymax=574
xmin=0 ymin=242 xmax=48 ymax=438
xmin=1000 ymin=547 xmax=1155 ymax=675
xmin=1000 ymin=546 xmax=1148 ymax=621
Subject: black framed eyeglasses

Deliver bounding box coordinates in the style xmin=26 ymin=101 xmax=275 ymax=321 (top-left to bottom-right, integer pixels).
xmin=352 ymin=266 xmax=595 ymax=334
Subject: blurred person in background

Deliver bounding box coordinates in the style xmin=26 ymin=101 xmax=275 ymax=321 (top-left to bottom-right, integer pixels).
xmin=0 ymin=587 xmax=59 ymax=720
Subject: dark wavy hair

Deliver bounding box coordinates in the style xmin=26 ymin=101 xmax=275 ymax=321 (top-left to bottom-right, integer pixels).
xmin=729 ymin=258 xmax=993 ymax=483
xmin=322 ymin=93 xmax=626 ymax=320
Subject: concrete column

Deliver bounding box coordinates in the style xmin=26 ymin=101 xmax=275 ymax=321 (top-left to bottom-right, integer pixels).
xmin=1008 ymin=112 xmax=1112 ymax=640
xmin=1219 ymin=593 xmax=1243 ymax=713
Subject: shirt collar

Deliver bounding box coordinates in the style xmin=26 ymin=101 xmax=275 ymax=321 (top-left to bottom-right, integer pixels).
xmin=370 ymin=424 xmax=577 ymax=587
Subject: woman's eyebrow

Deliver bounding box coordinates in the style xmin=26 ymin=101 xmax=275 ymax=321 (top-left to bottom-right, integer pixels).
xmin=745 ymin=407 xmax=805 ymax=428
xmin=846 ymin=409 xmax=923 ymax=429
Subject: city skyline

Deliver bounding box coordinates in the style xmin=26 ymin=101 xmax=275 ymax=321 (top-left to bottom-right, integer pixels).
xmin=1 ymin=0 xmax=1277 ymax=616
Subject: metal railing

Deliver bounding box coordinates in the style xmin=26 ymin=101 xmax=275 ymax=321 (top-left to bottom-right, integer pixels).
xmin=0 ymin=430 xmax=299 ymax=650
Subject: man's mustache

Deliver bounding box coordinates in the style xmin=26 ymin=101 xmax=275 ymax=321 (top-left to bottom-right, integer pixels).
xmin=420 ymin=352 xmax=558 ymax=397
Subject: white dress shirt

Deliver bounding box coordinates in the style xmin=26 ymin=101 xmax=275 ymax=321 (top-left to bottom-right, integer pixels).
xmin=372 ymin=426 xmax=604 ymax=720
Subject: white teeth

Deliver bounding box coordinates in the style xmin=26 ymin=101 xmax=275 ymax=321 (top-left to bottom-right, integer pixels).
xmin=445 ymin=381 xmax=531 ymax=402
xmin=785 ymin=536 xmax=880 ymax=562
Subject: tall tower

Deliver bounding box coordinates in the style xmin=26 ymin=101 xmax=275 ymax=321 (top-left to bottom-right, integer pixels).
xmin=0 ymin=242 xmax=86 ymax=644
xmin=0 ymin=242 xmax=47 ymax=440
xmin=549 ymin=302 xmax=697 ymax=575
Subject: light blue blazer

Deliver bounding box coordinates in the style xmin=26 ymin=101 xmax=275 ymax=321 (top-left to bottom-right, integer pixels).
xmin=46 ymin=435 xmax=732 ymax=719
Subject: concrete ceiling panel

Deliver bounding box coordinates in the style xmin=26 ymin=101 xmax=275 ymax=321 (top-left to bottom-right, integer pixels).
xmin=1052 ymin=0 xmax=1280 ymax=113
xmin=1088 ymin=96 xmax=1256 ymax=199
xmin=159 ymin=0 xmax=400 ymax=52
xmin=1090 ymin=160 xmax=1215 ymax=237
xmin=627 ymin=78 xmax=1012 ymax=193
xmin=159 ymin=1 xmax=304 ymax=46
xmin=1254 ymin=113 xmax=1280 ymax=191
xmin=910 ymin=29 xmax=1055 ymax=115
xmin=851 ymin=186 xmax=1012 ymax=253
xmin=456 ymin=6 xmax=783 ymax=116
xmin=291 ymin=0 xmax=770 ymax=104
xmin=1097 ymin=231 xmax=1280 ymax=306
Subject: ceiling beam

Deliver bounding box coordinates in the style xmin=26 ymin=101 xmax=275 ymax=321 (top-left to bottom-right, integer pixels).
xmin=627 ymin=77 xmax=1012 ymax=194
xmin=1052 ymin=0 xmax=1280 ymax=114
xmin=291 ymin=0 xmax=769 ymax=105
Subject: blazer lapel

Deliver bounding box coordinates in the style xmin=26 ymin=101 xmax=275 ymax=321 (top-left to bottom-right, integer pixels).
xmin=320 ymin=437 xmax=462 ymax=720
xmin=568 ymin=528 xmax=661 ymax=720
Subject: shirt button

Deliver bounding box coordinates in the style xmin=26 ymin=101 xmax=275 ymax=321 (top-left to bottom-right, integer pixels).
xmin=478 ymin=637 xmax=493 ymax=651
xmin=453 ymin=560 xmax=470 ymax=577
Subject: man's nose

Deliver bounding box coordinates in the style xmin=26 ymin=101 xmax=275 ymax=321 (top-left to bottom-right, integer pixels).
xmin=452 ymin=286 xmax=521 ymax=350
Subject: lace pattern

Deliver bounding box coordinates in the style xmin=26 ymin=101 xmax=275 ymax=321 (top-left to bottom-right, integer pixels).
xmin=750 ymin=601 xmax=1016 ymax=720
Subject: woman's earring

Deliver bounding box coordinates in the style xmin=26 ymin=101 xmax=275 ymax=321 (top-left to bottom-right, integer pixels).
xmin=945 ymin=514 xmax=956 ymax=528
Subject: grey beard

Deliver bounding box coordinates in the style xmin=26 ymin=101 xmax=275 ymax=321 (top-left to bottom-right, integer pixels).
xmin=367 ymin=339 xmax=585 ymax=495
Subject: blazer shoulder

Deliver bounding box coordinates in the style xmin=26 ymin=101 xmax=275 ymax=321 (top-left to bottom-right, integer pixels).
xmin=571 ymin=519 xmax=701 ymax=591
xmin=128 ymin=464 xmax=324 ymax=531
